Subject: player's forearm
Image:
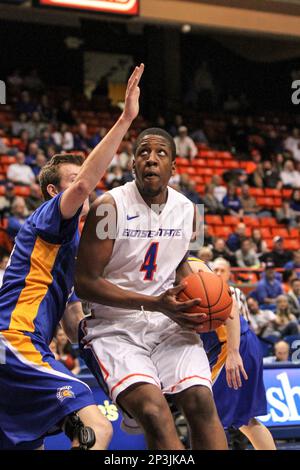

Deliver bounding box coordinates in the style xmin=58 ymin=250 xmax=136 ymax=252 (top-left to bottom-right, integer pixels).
xmin=75 ymin=275 xmax=158 ymax=312
xmin=225 ymin=297 xmax=240 ymax=353
xmin=75 ymin=114 xmax=131 ymax=195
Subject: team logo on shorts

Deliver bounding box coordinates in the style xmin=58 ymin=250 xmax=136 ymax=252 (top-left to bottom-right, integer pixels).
xmin=56 ymin=386 xmax=75 ymax=402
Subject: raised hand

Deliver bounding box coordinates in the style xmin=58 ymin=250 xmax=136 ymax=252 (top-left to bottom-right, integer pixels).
xmin=122 ymin=63 xmax=144 ymax=123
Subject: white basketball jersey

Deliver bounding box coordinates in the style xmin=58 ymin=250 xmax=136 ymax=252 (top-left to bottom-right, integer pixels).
xmin=92 ymin=181 xmax=194 ymax=319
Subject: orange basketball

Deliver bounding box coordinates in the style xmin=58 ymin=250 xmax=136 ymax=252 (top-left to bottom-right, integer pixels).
xmin=177 ymin=271 xmax=233 ymax=332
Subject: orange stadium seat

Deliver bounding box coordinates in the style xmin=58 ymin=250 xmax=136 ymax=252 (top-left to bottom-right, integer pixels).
xmin=289 ymin=228 xmax=300 ymax=238
xmin=259 ymin=217 xmax=277 ymax=227
xmin=223 ymin=215 xmax=239 ymax=226
xmin=205 ymin=215 xmax=223 ymax=225
xmin=260 ymin=227 xmax=272 ymax=238
xmin=214 ymin=226 xmax=232 ymax=238
xmin=0 ymin=156 xmax=16 ymax=164
xmin=284 ymin=239 xmax=300 ymax=250
xmin=256 ymin=197 xmax=274 ymax=208
xmin=265 ymin=188 xmax=281 ymax=197
xmin=249 ymin=188 xmax=264 ymax=197
xmin=282 ymin=189 xmax=293 ymax=199
xmin=243 ymin=216 xmax=260 ymax=227
xmin=271 ymin=227 xmax=289 ymax=238
xmin=14 ymin=186 xmax=31 ymax=197
xmin=0 ymin=186 xmax=5 ymax=196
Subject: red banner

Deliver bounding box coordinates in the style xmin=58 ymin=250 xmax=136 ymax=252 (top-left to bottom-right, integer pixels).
xmin=39 ymin=0 xmax=139 ymax=15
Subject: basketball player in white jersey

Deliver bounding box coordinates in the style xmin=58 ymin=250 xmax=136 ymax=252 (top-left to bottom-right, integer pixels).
xmin=75 ymin=128 xmax=228 ymax=449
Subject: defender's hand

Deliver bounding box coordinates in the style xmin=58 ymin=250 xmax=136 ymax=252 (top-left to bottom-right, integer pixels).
xmin=122 ymin=63 xmax=144 ymax=123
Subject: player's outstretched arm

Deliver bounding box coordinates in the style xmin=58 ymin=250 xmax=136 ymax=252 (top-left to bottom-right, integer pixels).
xmin=75 ymin=195 xmax=206 ymax=329
xmin=60 ymin=64 xmax=144 ymax=219
xmin=225 ymin=297 xmax=248 ymax=390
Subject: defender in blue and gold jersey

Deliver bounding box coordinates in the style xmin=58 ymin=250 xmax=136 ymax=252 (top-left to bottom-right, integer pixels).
xmin=0 ymin=63 xmax=144 ymax=450
xmin=188 ymin=256 xmax=276 ymax=450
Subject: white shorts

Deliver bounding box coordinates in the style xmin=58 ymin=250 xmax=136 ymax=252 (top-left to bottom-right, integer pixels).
xmin=79 ymin=309 xmax=212 ymax=405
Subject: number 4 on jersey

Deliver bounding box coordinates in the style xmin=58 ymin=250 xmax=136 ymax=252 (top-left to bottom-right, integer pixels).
xmin=140 ymin=242 xmax=159 ymax=281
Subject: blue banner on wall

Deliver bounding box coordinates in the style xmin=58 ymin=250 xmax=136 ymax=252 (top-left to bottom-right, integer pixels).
xmin=258 ymin=367 xmax=300 ymax=427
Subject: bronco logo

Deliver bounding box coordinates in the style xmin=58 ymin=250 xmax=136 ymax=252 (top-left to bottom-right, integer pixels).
xmin=57 ymin=386 xmax=75 ymax=402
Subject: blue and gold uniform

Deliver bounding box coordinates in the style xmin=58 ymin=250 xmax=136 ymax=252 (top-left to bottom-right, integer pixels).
xmin=202 ymin=287 xmax=267 ymax=429
xmin=0 ymin=193 xmax=95 ymax=448
xmin=188 ymin=257 xmax=267 ymax=429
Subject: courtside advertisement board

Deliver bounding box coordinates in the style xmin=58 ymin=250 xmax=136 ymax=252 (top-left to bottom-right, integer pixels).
xmin=37 ymin=0 xmax=139 ymax=15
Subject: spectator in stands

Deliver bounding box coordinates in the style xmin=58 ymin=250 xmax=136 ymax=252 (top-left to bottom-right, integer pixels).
xmin=284 ymin=128 xmax=300 ymax=161
xmin=287 ymin=278 xmax=300 ymax=319
xmin=261 ymin=236 xmax=293 ymax=268
xmin=239 ymin=184 xmax=259 ymax=216
xmin=23 ymin=69 xmax=44 ymax=92
xmin=284 ymin=250 xmax=300 ymax=270
xmin=52 ymin=123 xmax=74 ymax=152
xmin=222 ymin=185 xmax=243 ymax=217
xmin=32 ymin=151 xmax=47 ymax=177
xmin=119 ymin=140 xmax=134 ymax=170
xmin=263 ymin=341 xmax=291 ymax=364
xmin=226 ymin=222 xmax=246 ymax=252
xmin=211 ymin=175 xmax=227 ymax=203
xmin=55 ymin=327 xmax=81 ymax=375
xmin=38 ymin=128 xmax=55 ymax=153
xmin=181 ymin=179 xmax=203 ymax=205
xmin=276 ymin=199 xmax=296 ymax=226
xmin=88 ymin=127 xmax=105 ymax=149
xmin=281 ymin=269 xmax=298 ymax=294
xmin=203 ymin=184 xmax=226 ymax=215
xmin=106 ymin=165 xmax=126 ymax=189
xmin=212 ymin=237 xmax=236 ymax=264
xmin=0 ymin=182 xmax=15 ymax=218
xmin=7 ymin=69 xmax=23 ymax=91
xmin=16 ymin=90 xmax=37 ymax=117
xmin=28 ymin=112 xmax=45 ymax=139
xmin=25 ymin=142 xmax=39 ymax=166
xmin=273 ymin=295 xmax=299 ymax=336
xmin=12 ymin=113 xmax=31 ymax=137
xmin=248 ymin=162 xmax=264 ymax=188
xmin=190 ymin=125 xmax=208 ymax=145
xmin=7 ymin=151 xmax=36 ymax=186
xmin=272 ymin=152 xmax=285 ymax=173
xmin=263 ymin=160 xmax=282 ymax=189
xmin=0 ymin=132 xmax=9 ymax=155
xmin=18 ymin=129 xmax=30 ymax=153
xmin=74 ymin=123 xmax=90 ymax=153
xmin=38 ymin=94 xmax=54 ymax=122
xmin=235 ymin=238 xmax=260 ymax=268
xmin=174 ymin=126 xmax=197 ymax=160
xmin=251 ymin=228 xmax=268 ymax=257
xmin=203 ymin=224 xmax=214 ymax=247
xmin=247 ymin=297 xmax=276 ymax=338
xmin=280 ymin=160 xmax=300 ymax=188
xmin=254 ymin=261 xmax=283 ymax=309
xmin=290 ymin=189 xmax=300 ymax=215
xmin=7 ymin=197 xmax=28 ymax=241
xmin=25 ymin=183 xmax=43 ymax=214
xmin=196 ymin=246 xmax=213 ymax=265
xmin=0 ymin=251 xmax=10 ymax=288
xmin=56 ymin=99 xmax=76 ymax=126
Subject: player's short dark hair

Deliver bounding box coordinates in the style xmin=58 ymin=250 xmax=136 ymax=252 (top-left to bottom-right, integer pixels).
xmin=133 ymin=127 xmax=176 ymax=161
xmin=39 ymin=153 xmax=84 ymax=201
